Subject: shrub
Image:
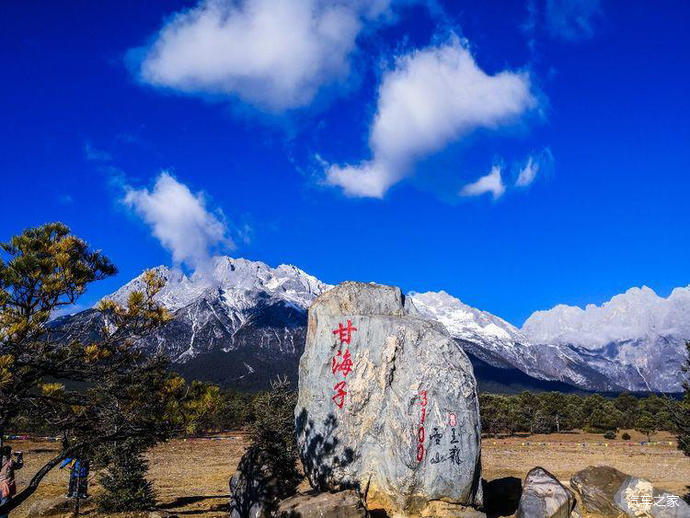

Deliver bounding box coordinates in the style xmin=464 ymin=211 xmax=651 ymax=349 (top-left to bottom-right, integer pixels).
xmin=603 ymin=431 xmax=616 ymax=440
xmin=622 ymin=432 xmax=631 ymax=441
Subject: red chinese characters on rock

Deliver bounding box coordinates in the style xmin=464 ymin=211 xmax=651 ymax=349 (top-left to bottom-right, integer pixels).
xmin=332 ymin=381 xmax=347 ymax=409
xmin=333 ymin=320 xmax=357 ymax=344
xmin=332 ymin=349 xmax=353 ymax=377
xmin=330 ymin=320 xmax=357 ymax=409
xmin=417 ymin=390 xmax=427 ymax=462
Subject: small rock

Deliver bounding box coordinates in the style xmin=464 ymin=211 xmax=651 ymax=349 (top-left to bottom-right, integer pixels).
xmin=419 ymin=500 xmax=487 ymax=517
xmin=276 ymin=490 xmax=367 ymax=518
xmin=570 ymin=466 xmax=627 ymax=516
xmin=516 ymin=467 xmax=576 ymax=518
xmin=615 ymin=476 xmax=690 ymax=518
xmin=571 ymin=465 xmax=690 ymax=517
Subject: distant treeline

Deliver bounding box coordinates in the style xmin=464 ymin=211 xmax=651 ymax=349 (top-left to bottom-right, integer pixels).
xmin=9 ymin=383 xmax=682 ymax=442
xmin=479 ymin=391 xmax=682 ymax=438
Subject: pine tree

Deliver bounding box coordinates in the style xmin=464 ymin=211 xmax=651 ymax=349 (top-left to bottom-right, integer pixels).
xmin=96 ymin=439 xmax=156 ymax=512
xmin=635 ymin=412 xmax=657 ymax=442
xmin=675 ymin=342 xmax=690 ymax=455
xmin=0 ymin=223 xmax=183 ymax=516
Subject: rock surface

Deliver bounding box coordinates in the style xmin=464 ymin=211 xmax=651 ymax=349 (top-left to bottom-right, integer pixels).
xmin=570 ymin=465 xmax=690 ymax=517
xmin=295 ymin=282 xmax=483 ymax=517
xmin=276 ymin=490 xmax=367 ymax=518
xmin=570 ymin=466 xmax=627 ymax=516
xmin=516 ymin=467 xmax=576 ymax=518
xmin=26 ymin=496 xmax=74 ymax=516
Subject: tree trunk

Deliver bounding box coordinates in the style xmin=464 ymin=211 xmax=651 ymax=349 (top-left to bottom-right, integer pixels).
xmin=72 ymin=472 xmax=81 ymax=518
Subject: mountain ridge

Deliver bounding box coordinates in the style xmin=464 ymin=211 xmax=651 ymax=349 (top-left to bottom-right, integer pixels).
xmin=56 ymin=255 xmax=687 ymax=392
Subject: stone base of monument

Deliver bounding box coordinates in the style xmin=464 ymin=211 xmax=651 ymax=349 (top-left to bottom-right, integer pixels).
xmin=418 ymin=500 xmax=487 ymax=517
xmin=276 ymin=489 xmax=367 ymax=517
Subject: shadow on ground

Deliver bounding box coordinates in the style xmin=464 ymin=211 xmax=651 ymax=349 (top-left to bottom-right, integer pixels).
xmin=158 ymin=494 xmax=229 ymax=515
xmin=482 ymin=477 xmax=522 ymax=518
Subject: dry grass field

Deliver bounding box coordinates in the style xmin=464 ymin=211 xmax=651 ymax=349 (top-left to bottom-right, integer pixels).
xmin=6 ymin=429 xmax=689 ymax=517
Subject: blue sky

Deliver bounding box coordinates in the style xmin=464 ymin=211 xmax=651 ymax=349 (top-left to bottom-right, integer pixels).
xmin=1 ymin=0 xmax=689 ymax=325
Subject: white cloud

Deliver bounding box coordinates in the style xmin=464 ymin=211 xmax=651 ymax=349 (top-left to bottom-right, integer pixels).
xmin=460 ymin=165 xmax=505 ymax=200
xmin=515 ymin=148 xmax=554 ymax=187
xmin=325 ymin=37 xmax=537 ymax=198
xmin=515 ymin=156 xmax=538 ymax=187
xmin=546 ymin=0 xmax=601 ymax=41
xmin=137 ymin=0 xmax=392 ymax=112
xmin=123 ymin=172 xmax=234 ymax=271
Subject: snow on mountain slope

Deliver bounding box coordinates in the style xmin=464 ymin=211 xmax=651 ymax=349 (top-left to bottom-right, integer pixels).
xmin=96 ymin=256 xmax=332 ymax=388
xmin=409 ymin=291 xmax=624 ymax=391
xmin=60 ymin=257 xmax=687 ymax=392
xmin=522 ymin=286 xmax=690 ymax=347
xmin=522 ymin=286 xmax=690 ymax=391
xmin=409 ymin=290 xmax=533 ymax=367
xmin=107 ymin=256 xmax=329 ymax=313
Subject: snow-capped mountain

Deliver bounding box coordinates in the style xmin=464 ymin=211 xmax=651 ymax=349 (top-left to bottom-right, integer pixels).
xmin=409 ymin=291 xmax=625 ymax=391
xmin=55 ymin=256 xmax=330 ymax=389
xmin=56 ymin=256 xmax=688 ymax=392
xmin=522 ymin=286 xmax=690 ymax=392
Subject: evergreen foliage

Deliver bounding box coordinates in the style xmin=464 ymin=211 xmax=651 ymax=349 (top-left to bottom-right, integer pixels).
xmin=478 ymin=390 xmax=684 ymax=437
xmin=96 ymin=439 xmax=156 ymax=512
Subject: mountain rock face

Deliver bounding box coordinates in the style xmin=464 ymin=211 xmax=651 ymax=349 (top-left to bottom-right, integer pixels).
xmin=295 ymin=282 xmax=483 ymax=516
xmin=54 ymin=256 xmax=688 ymax=392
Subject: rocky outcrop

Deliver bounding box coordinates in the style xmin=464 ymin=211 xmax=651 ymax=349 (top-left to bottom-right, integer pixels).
xmin=276 ymin=490 xmax=367 ymax=518
xmin=570 ymin=466 xmax=689 ymax=517
xmin=516 ymin=467 xmax=576 ymax=518
xmin=295 ymin=282 xmax=483 ymax=517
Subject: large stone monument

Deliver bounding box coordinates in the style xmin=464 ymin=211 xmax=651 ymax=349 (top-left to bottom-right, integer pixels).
xmin=295 ymin=282 xmax=483 ymax=517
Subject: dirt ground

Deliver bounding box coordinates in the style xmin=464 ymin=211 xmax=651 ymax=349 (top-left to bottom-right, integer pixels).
xmin=6 ymin=429 xmax=689 ymax=517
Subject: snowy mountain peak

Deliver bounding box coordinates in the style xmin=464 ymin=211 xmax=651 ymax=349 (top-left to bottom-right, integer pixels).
xmin=105 ymin=255 xmax=331 ymax=312
xmin=409 ymin=290 xmax=525 ymax=345
xmin=95 ymin=262 xmax=688 ymax=392
xmin=521 ymin=284 xmax=690 ymax=348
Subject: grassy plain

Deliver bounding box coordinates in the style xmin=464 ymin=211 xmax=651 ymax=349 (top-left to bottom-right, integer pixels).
xmin=8 ymin=429 xmax=689 ymax=517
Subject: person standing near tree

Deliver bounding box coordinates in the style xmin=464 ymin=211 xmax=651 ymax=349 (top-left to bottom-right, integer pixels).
xmin=0 ymin=446 xmax=23 ymax=518
xmin=60 ymin=457 xmax=90 ymax=499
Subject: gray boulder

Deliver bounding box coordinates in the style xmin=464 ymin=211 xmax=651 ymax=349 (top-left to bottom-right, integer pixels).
xmin=276 ymin=490 xmax=367 ymax=518
xmin=570 ymin=466 xmax=689 ymax=517
xmin=516 ymin=467 xmax=576 ymax=518
xmin=295 ymin=282 xmax=483 ymax=517
xmin=570 ymin=466 xmax=627 ymax=516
